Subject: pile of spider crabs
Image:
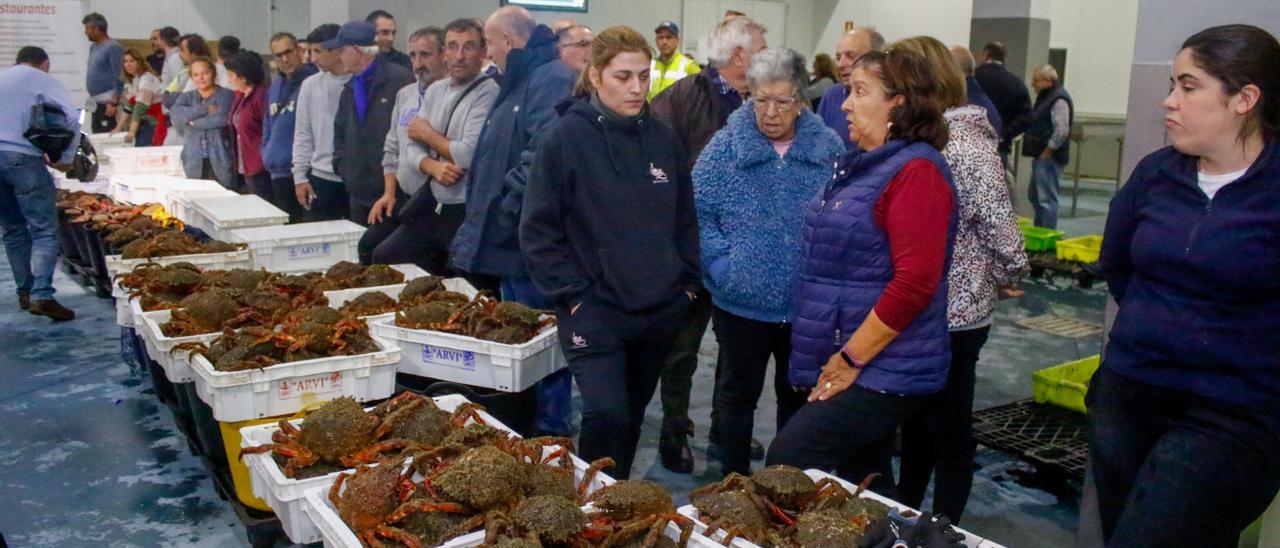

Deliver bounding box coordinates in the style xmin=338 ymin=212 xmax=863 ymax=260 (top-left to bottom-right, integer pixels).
xmin=116 ymin=261 xmax=555 ymax=372
xmin=57 ymin=191 xmax=244 ymax=259
xmin=242 ymin=392 xmax=696 ymax=548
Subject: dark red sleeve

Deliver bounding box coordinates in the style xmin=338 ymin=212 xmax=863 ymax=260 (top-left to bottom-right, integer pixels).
xmin=872 ymin=158 xmax=955 ymax=332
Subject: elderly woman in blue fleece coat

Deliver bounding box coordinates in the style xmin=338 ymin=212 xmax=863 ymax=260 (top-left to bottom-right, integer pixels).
xmin=693 ymin=47 xmax=845 ymax=476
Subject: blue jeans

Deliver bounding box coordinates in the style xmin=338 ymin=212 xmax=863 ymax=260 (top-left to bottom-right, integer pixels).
xmin=0 ymin=152 xmax=59 ymax=300
xmin=1029 ymin=158 xmax=1062 ymax=229
xmin=501 ymin=276 xmax=573 ymax=436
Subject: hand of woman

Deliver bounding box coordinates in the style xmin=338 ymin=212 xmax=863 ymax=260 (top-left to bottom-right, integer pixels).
xmin=809 ymin=352 xmax=861 ymax=402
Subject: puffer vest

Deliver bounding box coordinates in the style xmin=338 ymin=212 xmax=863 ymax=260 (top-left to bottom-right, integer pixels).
xmin=789 ymin=140 xmax=957 ymax=395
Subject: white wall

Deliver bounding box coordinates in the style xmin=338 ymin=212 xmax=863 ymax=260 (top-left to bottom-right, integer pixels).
xmin=1046 ymin=0 xmax=1138 ymax=117
xmin=813 ymin=0 xmax=973 ymax=61
xmin=87 ymin=0 xmax=309 ymax=52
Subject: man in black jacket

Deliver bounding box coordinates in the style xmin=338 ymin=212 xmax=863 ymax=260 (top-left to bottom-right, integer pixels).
xmin=327 ymin=20 xmax=415 ymax=233
xmin=974 ymin=42 xmax=1032 ymax=165
xmin=649 ymin=15 xmax=766 ymax=473
xmin=366 ymin=10 xmax=411 ymax=71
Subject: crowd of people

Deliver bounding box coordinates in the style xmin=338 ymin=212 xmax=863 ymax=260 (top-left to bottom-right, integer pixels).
xmin=1 ymin=5 xmax=1277 ymax=544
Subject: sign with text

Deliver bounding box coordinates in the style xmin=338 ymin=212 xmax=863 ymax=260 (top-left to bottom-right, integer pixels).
xmin=276 ymin=371 xmax=344 ymax=401
xmin=500 ymin=0 xmax=587 ymax=12
xmin=421 ymin=345 xmax=477 ymax=372
xmin=0 ymin=1 xmax=90 ymax=105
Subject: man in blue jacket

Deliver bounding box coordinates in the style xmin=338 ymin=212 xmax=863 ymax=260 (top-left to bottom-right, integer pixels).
xmin=449 ymin=5 xmax=577 ymax=436
xmin=262 ymin=32 xmax=317 ymax=223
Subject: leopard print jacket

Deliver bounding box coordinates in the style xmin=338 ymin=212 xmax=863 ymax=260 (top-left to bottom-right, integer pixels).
xmin=943 ymin=105 xmax=1029 ymax=329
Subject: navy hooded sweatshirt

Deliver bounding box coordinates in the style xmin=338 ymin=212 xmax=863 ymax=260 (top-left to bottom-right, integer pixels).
xmin=520 ymin=96 xmax=701 ymax=313
xmin=1099 ymin=141 xmax=1280 ymax=419
xmin=262 ymin=63 xmax=318 ymax=180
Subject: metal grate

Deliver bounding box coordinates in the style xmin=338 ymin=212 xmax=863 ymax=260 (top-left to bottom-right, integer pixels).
xmin=973 ymin=399 xmax=1090 ymax=479
xmin=1015 ymin=314 xmax=1104 ymax=338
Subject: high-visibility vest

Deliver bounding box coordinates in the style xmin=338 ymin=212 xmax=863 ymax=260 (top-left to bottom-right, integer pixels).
xmin=649 ymin=53 xmax=702 ymax=100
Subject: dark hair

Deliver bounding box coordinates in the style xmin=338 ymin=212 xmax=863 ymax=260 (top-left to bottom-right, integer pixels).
xmin=853 ymin=50 xmax=950 ymax=151
xmin=16 ymin=46 xmax=48 ymax=66
xmin=218 ymin=36 xmax=242 ymax=59
xmin=158 ymin=27 xmax=180 ymax=47
xmin=270 ymin=32 xmax=298 ymax=47
xmin=365 ymin=9 xmax=394 ymax=24
xmin=409 ymin=26 xmax=445 ymax=47
xmin=223 ymin=51 xmax=266 ymax=86
xmin=306 ymin=24 xmax=341 ymax=45
xmin=1181 ymin=24 xmax=1280 ymax=142
xmin=180 ymin=34 xmax=212 ymax=59
xmin=981 ymin=41 xmax=1006 ymax=62
xmin=82 ymin=12 xmax=107 ymax=31
xmin=812 ymin=53 xmax=838 ymax=82
xmin=445 ymin=18 xmax=486 ymax=47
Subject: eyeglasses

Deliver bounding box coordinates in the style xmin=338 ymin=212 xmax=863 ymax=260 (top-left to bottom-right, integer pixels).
xmin=753 ymin=95 xmax=799 ymax=113
xmin=560 ymin=40 xmax=591 ymax=49
xmin=271 ymin=48 xmax=295 ymax=59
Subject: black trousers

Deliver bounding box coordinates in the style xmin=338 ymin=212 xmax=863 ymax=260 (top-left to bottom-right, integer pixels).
xmin=560 ymin=295 xmax=691 ymax=480
xmin=263 ymin=176 xmax=303 ymax=223
xmin=244 ymin=171 xmax=274 ymax=204
xmin=90 ymin=103 xmax=114 ymax=134
xmin=767 ymin=384 xmax=928 ymax=489
xmin=898 ymin=326 xmax=990 ymax=523
xmin=354 ymin=190 xmax=408 ymax=264
xmin=710 ymin=306 xmax=807 ymax=475
xmin=304 ymin=175 xmax=350 ymax=222
xmin=660 ymin=288 xmax=713 ymax=437
xmin=1088 ymin=366 xmax=1280 ymax=547
xmin=366 ymin=203 xmax=466 ymax=274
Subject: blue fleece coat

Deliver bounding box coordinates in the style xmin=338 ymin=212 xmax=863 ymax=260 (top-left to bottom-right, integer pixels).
xmin=694 ymin=104 xmax=844 ymax=323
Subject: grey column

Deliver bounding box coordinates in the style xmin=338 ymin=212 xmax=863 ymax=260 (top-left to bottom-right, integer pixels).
xmin=969 ymin=0 xmax=1051 ymax=81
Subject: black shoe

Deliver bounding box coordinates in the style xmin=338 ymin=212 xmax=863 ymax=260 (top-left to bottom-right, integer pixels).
xmin=29 ymin=299 xmax=75 ymax=321
xmin=659 ymin=431 xmax=694 ymax=474
xmin=18 ymin=292 xmax=30 ymax=310
xmin=750 ymin=437 xmax=765 ymax=460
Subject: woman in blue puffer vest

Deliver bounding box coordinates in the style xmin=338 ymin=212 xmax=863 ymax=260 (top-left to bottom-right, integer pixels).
xmin=766 ymin=48 xmax=958 ymax=487
xmin=693 ymin=47 xmax=844 ymax=477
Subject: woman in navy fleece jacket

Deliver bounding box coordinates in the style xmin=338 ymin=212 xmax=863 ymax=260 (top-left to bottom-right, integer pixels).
xmin=1092 ymin=24 xmax=1280 ymax=547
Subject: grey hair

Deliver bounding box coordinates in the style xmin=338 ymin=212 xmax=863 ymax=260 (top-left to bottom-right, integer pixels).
xmin=747 ymin=47 xmax=809 ymax=101
xmin=358 ymin=45 xmax=380 ymax=57
xmin=861 ymin=27 xmax=886 ymax=51
xmin=410 ymin=26 xmax=446 ymax=47
xmin=704 ymin=16 xmax=766 ymax=67
xmin=1035 ymin=63 xmax=1060 ymax=83
xmin=489 ymin=5 xmax=537 ymax=43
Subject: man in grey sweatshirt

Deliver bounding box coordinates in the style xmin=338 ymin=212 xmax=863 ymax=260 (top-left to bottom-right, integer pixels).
xmin=364 ymin=19 xmax=497 ymax=273
xmin=291 ymin=24 xmax=351 ymax=222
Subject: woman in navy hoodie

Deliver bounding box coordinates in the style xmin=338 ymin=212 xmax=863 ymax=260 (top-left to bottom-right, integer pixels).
xmin=1093 ymin=25 xmax=1280 ymax=547
xmin=520 ymin=26 xmax=700 ymax=480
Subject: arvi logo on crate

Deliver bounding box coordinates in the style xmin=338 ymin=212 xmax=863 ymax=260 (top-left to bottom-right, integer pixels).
xmin=277 ymin=371 xmax=344 ymax=401
xmin=422 ymin=345 xmax=476 ymax=371
xmin=288 ymin=243 xmax=332 ymax=261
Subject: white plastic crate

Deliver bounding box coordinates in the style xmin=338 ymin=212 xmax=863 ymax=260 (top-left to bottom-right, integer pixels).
xmin=138 ymin=309 xmax=223 ymax=383
xmin=677 ymin=471 xmax=1001 ymax=548
xmin=322 ymin=264 xmax=439 ymax=309
xmin=105 ymin=248 xmax=253 ymax=278
xmin=100 ymin=145 xmax=183 ymax=176
xmin=53 ymin=175 xmax=111 ymax=194
xmin=240 ymin=394 xmax=514 ymax=545
xmin=189 ymin=335 xmax=400 ymax=421
xmin=165 ymin=187 xmax=239 ymax=224
xmin=228 ymin=221 xmax=366 ymax=272
xmin=182 ymin=194 xmax=289 ymax=242
xmin=369 ymin=310 xmax=563 ymax=392
xmin=301 ymin=426 xmax=617 ymax=548
xmin=91 ymin=132 xmax=133 ymax=148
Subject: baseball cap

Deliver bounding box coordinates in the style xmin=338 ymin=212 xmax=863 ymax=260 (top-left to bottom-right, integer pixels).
xmin=322 ymin=20 xmax=375 ymax=50
xmin=306 ymin=23 xmax=341 ymax=46
xmin=655 ymin=21 xmax=680 ymax=37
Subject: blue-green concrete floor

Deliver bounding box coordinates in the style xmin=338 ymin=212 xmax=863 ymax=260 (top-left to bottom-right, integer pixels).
xmin=0 ymin=177 xmax=1112 ymax=547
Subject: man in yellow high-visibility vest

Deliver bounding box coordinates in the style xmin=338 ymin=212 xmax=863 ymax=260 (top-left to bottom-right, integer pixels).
xmin=649 ymin=21 xmax=701 ymax=100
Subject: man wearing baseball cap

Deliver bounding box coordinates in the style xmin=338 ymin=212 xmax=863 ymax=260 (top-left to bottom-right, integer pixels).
xmin=325 ymin=20 xmax=414 ymax=236
xmin=649 ymin=21 xmax=700 ymax=101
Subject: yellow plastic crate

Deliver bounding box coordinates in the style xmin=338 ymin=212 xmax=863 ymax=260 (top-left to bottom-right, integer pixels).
xmin=1032 ymin=355 xmax=1100 ymax=414
xmin=1016 ymin=216 xmax=1031 ymax=227
xmin=220 ymin=416 xmax=282 ymax=512
xmin=1056 ymin=235 xmax=1103 ymax=263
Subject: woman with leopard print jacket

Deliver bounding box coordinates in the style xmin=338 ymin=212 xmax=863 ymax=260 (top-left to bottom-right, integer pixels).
xmin=891 ymin=36 xmax=1028 ymax=524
